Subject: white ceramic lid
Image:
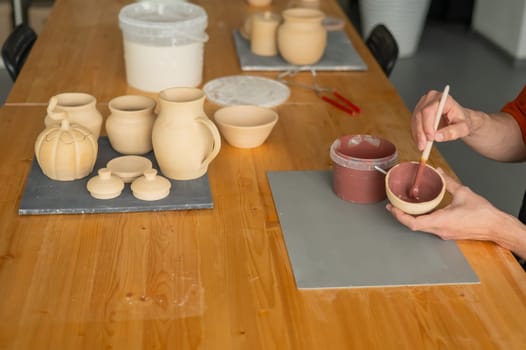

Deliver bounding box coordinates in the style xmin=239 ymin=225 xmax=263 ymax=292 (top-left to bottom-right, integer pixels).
xmin=86 ymin=168 xmax=125 ymax=200
xmin=131 ymin=169 xmax=172 ymax=201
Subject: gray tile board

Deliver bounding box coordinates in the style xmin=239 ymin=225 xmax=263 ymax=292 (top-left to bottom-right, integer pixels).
xmin=19 ymin=137 xmax=213 ymax=215
xmin=233 ymin=30 xmax=367 ymax=71
xmin=267 ymin=170 xmax=479 ymax=289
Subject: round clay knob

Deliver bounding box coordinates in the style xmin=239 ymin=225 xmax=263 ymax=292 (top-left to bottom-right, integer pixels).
xmin=86 ymin=168 xmax=125 ymax=199
xmin=131 ymin=169 xmax=171 ymax=201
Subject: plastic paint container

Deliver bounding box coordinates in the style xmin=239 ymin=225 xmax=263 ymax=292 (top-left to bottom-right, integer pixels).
xmin=118 ymin=2 xmax=209 ymax=92
xmin=330 ymin=134 xmax=398 ymax=203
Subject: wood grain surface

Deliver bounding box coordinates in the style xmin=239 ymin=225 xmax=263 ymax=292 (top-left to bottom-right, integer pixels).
xmin=1 ymin=0 xmax=525 ymax=349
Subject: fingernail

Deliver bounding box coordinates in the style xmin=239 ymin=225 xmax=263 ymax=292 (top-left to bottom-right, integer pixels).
xmin=435 ymin=132 xmax=444 ymax=141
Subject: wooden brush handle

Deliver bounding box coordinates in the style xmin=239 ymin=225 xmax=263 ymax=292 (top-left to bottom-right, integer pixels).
xmin=421 ymin=85 xmax=450 ymax=161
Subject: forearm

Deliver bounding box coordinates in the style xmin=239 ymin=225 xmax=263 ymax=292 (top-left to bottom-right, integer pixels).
xmin=493 ymin=211 xmax=526 ymax=260
xmin=461 ymin=110 xmax=526 ymax=162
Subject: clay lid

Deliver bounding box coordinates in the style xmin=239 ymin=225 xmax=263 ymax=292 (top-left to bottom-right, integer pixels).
xmin=86 ymin=168 xmax=125 ymax=199
xmin=131 ymin=169 xmax=171 ymax=201
xmin=107 ymin=155 xmax=152 ymax=183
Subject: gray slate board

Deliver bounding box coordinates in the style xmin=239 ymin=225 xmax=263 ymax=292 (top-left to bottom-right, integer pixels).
xmin=19 ymin=137 xmax=213 ymax=215
xmin=267 ymin=170 xmax=479 ymax=289
xmin=233 ymin=30 xmax=368 ymax=71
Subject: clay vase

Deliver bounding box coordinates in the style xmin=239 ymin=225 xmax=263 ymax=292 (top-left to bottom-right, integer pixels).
xmin=35 ymin=119 xmax=98 ymax=181
xmin=44 ymin=92 xmax=103 ymax=139
xmin=277 ymin=8 xmax=327 ymax=65
xmin=106 ymin=95 xmax=156 ymax=155
xmin=152 ymin=87 xmax=221 ymax=180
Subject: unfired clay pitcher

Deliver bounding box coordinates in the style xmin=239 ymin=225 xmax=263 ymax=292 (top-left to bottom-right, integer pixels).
xmin=152 ymin=87 xmax=221 ymax=180
xmin=44 ymin=92 xmax=103 ymax=139
xmin=106 ymin=95 xmax=156 ymax=155
xmin=277 ymin=8 xmax=326 ymax=65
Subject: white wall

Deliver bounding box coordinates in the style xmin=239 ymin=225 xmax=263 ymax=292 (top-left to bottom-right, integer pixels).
xmin=472 ymin=0 xmax=526 ymax=60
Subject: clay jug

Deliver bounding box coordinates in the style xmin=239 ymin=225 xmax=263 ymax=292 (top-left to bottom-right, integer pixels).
xmin=106 ymin=95 xmax=156 ymax=155
xmin=277 ymin=8 xmax=326 ymax=65
xmin=44 ymin=92 xmax=103 ymax=139
xmin=152 ymin=87 xmax=221 ymax=180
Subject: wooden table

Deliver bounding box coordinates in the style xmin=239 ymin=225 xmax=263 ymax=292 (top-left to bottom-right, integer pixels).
xmin=1 ymin=1 xmax=525 ymax=349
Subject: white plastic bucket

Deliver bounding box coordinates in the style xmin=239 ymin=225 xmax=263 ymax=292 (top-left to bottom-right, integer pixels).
xmin=118 ymin=1 xmax=209 ymax=92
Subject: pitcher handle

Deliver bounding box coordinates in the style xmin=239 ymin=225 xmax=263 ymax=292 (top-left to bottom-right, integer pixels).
xmin=196 ymin=116 xmax=221 ymax=167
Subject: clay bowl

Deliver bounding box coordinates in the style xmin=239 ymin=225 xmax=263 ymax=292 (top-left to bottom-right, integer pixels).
xmin=213 ymin=105 xmax=278 ymax=148
xmin=386 ymin=161 xmax=445 ymax=215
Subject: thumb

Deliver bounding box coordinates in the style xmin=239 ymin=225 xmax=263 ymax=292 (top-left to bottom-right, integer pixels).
xmin=437 ymin=167 xmax=462 ymax=194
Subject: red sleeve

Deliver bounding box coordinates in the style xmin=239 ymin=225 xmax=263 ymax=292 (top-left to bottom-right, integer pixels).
xmin=501 ymin=85 xmax=526 ymax=144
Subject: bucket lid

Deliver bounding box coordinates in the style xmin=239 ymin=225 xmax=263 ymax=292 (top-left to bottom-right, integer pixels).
xmin=330 ymin=134 xmax=398 ymax=171
xmin=119 ymin=1 xmax=208 ymax=43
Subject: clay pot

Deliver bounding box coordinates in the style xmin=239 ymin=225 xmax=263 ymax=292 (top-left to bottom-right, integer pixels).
xmin=250 ymin=12 xmax=281 ymax=56
xmin=44 ymin=93 xmax=103 ymax=139
xmin=106 ymin=95 xmax=156 ymax=155
xmin=277 ymin=8 xmax=327 ymax=65
xmin=386 ymin=161 xmax=445 ymax=215
xmin=35 ymin=119 xmax=98 ymax=181
xmin=330 ymin=135 xmax=397 ymax=203
xmin=152 ymin=87 xmax=221 ymax=180
xmin=214 ymin=105 xmax=278 ymax=148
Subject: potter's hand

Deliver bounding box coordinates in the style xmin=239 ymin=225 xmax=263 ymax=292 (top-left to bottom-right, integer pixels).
xmin=386 ymin=168 xmax=503 ymax=243
xmin=412 ymin=91 xmax=478 ymax=151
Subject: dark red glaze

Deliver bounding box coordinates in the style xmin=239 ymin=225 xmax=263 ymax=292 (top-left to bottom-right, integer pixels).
xmin=388 ymin=162 xmax=443 ymax=203
xmin=331 ymin=135 xmax=397 ymax=203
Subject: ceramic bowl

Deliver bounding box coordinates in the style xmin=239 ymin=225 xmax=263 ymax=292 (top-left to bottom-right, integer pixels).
xmin=386 ymin=161 xmax=445 ymax=215
xmin=107 ymin=155 xmax=152 ymax=183
xmin=213 ymin=105 xmax=278 ymax=148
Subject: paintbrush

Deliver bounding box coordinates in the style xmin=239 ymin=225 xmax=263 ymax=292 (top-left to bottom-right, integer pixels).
xmin=409 ymin=85 xmax=450 ymax=199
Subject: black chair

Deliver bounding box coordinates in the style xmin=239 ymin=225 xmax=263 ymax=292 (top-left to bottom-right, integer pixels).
xmin=1 ymin=24 xmax=38 ymax=81
xmin=365 ymin=24 xmax=399 ymax=77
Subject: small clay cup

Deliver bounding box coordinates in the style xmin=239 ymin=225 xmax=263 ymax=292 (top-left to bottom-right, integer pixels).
xmin=246 ymin=0 xmax=272 ymax=6
xmin=250 ymin=11 xmax=281 ymax=56
xmin=330 ymin=135 xmax=397 ymax=203
xmin=213 ymin=105 xmax=278 ymax=148
xmin=386 ymin=161 xmax=446 ymax=215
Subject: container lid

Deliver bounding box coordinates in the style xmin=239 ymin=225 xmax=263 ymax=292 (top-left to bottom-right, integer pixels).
xmin=86 ymin=168 xmax=125 ymax=200
xmin=131 ymin=169 xmax=172 ymax=201
xmin=119 ymin=1 xmax=208 ymax=45
xmin=330 ymin=135 xmax=398 ymax=171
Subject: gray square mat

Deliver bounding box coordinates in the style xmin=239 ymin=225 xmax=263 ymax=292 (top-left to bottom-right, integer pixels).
xmin=19 ymin=137 xmax=213 ymax=215
xmin=267 ymin=170 xmax=479 ymax=289
xmin=233 ymin=30 xmax=367 ymax=71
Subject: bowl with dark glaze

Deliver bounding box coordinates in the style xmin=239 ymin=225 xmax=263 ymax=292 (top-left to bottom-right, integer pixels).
xmin=386 ymin=161 xmax=445 ymax=215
